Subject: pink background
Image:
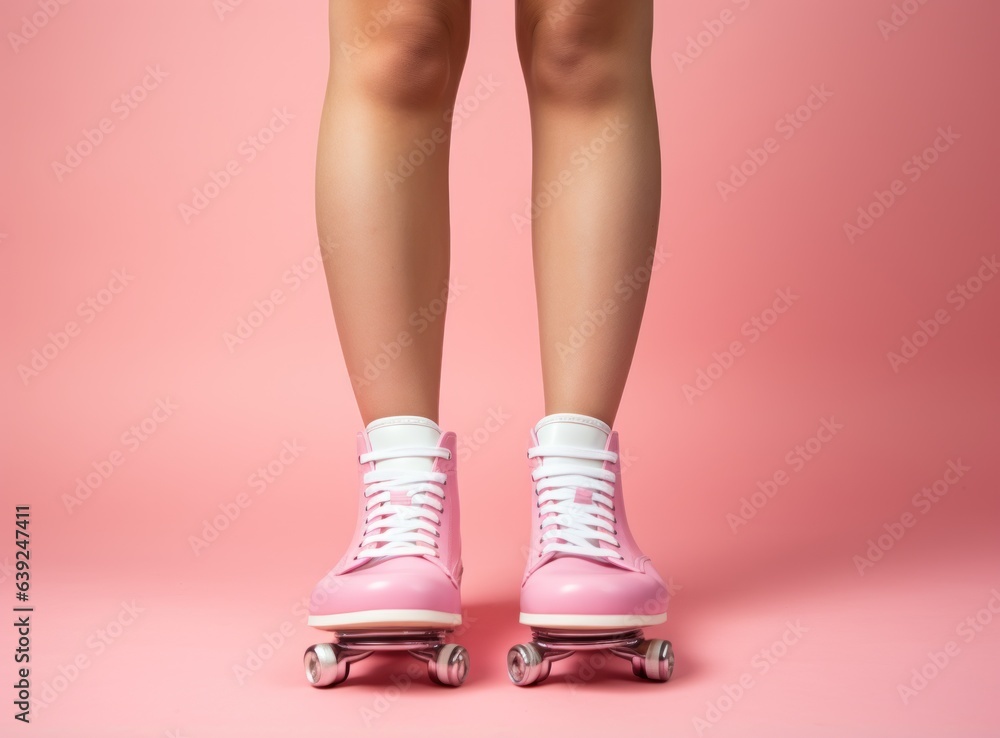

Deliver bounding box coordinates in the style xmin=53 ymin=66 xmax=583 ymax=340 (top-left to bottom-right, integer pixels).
xmin=3 ymin=0 xmax=999 ymax=735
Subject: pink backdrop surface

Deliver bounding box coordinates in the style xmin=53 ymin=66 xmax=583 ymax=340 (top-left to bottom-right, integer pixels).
xmin=3 ymin=0 xmax=999 ymax=736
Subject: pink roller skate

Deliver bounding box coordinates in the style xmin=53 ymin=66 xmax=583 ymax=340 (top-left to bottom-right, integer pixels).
xmin=507 ymin=413 xmax=675 ymax=686
xmin=303 ymin=416 xmax=470 ymax=687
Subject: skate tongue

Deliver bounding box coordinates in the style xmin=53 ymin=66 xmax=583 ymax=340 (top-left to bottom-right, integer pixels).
xmin=355 ymin=492 xmax=422 ymax=567
xmin=365 ymin=415 xmax=442 ymax=472
xmin=543 ymin=493 xmax=611 ymax=563
xmin=388 ymin=490 xmax=415 ymax=506
xmin=534 ymin=413 xmax=613 ymax=561
xmin=359 ymin=416 xmax=441 ymax=566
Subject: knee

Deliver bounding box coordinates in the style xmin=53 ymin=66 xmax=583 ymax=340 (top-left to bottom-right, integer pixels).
xmin=351 ymin=9 xmax=459 ymax=109
xmin=523 ymin=7 xmax=628 ymax=106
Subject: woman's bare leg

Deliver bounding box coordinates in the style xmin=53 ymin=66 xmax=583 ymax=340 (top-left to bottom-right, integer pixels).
xmin=515 ymin=0 xmax=660 ymax=427
xmin=317 ymin=0 xmax=471 ymax=425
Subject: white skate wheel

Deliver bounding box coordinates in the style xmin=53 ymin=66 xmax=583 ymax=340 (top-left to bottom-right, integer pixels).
xmin=304 ymin=643 xmax=350 ymax=687
xmin=632 ymin=639 xmax=673 ymax=682
xmin=507 ymin=643 xmax=550 ymax=686
xmin=427 ymin=643 xmax=470 ymax=687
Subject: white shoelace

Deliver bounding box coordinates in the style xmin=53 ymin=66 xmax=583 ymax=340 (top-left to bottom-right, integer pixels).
xmin=355 ymin=445 xmax=451 ymax=560
xmin=528 ymin=444 xmax=623 ymax=560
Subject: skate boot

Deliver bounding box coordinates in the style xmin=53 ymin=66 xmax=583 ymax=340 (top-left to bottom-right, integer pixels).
xmin=507 ymin=413 xmax=674 ymax=686
xmin=303 ymin=416 xmax=469 ymax=688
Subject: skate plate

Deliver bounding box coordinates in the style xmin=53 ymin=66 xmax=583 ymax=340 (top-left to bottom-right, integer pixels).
xmin=506 ymin=627 xmax=673 ymax=686
xmin=304 ymin=628 xmax=469 ymax=688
